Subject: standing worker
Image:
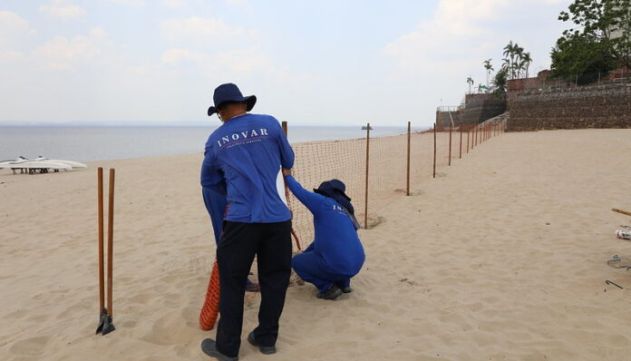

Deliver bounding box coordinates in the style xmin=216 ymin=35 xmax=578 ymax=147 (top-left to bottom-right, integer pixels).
xmin=200 ymin=83 xmax=294 ymax=361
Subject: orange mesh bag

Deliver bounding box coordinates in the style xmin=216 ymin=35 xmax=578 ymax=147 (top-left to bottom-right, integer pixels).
xmin=199 ymin=260 xmax=220 ymax=330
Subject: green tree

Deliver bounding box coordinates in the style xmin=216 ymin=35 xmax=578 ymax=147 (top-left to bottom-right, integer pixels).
xmin=552 ymin=0 xmax=630 ymax=82
xmin=466 ymin=76 xmax=474 ymax=93
xmin=493 ymin=66 xmax=509 ymax=95
xmin=552 ymin=34 xmax=616 ymax=84
xmin=612 ymin=1 xmax=631 ymax=67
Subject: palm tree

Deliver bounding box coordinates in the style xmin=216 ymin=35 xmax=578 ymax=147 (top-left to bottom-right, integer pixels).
xmin=466 ymin=76 xmax=474 ymax=93
xmin=514 ymin=44 xmax=525 ymax=77
xmin=522 ymin=52 xmax=532 ymax=78
xmin=503 ymin=41 xmax=516 ymax=79
xmin=483 ymin=58 xmax=494 ymax=86
xmin=503 ymin=41 xmax=530 ymax=79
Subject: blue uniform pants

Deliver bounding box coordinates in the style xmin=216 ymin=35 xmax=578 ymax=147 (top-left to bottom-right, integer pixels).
xmin=292 ymin=250 xmax=351 ymax=292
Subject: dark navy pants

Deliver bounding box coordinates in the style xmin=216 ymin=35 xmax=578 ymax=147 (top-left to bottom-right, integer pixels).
xmin=292 ymin=250 xmax=351 ymax=292
xmin=215 ymin=220 xmax=292 ymax=358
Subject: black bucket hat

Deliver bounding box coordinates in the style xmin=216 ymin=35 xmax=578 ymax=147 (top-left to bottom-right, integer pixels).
xmin=207 ymin=83 xmax=257 ymax=116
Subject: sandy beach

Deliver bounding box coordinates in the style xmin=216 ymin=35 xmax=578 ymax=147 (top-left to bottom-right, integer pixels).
xmin=2 ymin=129 xmax=631 ymax=361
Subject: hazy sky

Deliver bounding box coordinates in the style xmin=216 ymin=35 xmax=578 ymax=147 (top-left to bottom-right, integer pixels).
xmin=0 ymin=0 xmax=571 ymax=127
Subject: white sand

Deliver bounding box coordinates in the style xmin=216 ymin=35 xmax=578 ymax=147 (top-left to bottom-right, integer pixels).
xmin=1 ymin=129 xmax=631 ymax=361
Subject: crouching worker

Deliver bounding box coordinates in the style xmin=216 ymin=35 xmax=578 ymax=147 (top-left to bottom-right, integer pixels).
xmin=283 ymin=170 xmax=365 ymax=300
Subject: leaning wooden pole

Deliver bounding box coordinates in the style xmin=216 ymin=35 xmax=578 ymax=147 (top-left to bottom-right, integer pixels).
xmin=433 ymin=122 xmax=437 ymax=178
xmin=406 ymin=121 xmax=411 ymax=196
xmin=364 ymin=123 xmax=370 ymax=228
xmin=612 ymin=208 xmax=631 ymax=217
xmin=281 ymin=121 xmax=302 ymax=251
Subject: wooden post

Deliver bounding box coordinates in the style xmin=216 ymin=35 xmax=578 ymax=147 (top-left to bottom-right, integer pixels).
xmin=475 ymin=125 xmax=478 ymax=146
xmin=466 ymin=126 xmax=470 ymax=153
xmin=107 ymin=168 xmax=115 ymax=318
xmin=281 ymin=121 xmax=302 ymax=251
xmin=459 ymin=126 xmax=462 ymax=159
xmin=406 ymin=121 xmax=411 ymax=196
xmin=364 ymin=122 xmax=370 ymax=229
xmin=448 ymin=124 xmax=452 ymax=166
xmin=433 ymin=122 xmax=436 ymax=178
xmin=97 ymin=168 xmax=104 ymax=315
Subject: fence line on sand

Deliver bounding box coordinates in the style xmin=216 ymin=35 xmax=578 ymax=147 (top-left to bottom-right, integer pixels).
xmin=286 ymin=117 xmax=507 ymax=245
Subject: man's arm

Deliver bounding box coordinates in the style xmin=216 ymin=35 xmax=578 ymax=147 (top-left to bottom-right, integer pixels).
xmin=201 ymin=146 xmax=226 ymax=195
xmin=284 ymin=175 xmax=323 ymax=215
xmin=202 ymin=186 xmax=227 ymax=242
xmin=200 ymin=145 xmax=227 ymax=242
xmin=276 ymin=120 xmax=294 ymax=169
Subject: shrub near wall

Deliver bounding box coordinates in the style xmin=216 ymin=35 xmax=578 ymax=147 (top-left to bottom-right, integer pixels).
xmin=507 ymin=79 xmax=631 ymax=131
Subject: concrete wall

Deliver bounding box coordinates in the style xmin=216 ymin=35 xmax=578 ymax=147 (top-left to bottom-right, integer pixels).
xmin=507 ymin=79 xmax=631 ymax=131
xmin=435 ymin=110 xmax=461 ymax=129
xmin=461 ymin=94 xmax=506 ymax=125
xmin=435 ymin=93 xmax=506 ymax=129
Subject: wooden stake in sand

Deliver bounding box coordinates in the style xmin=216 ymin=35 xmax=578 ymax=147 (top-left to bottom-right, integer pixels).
xmin=97 ymin=167 xmax=104 ymax=319
xmin=406 ymin=121 xmax=411 ymax=196
xmin=612 ymin=208 xmax=631 ymax=217
xmin=448 ymin=124 xmax=452 ymax=166
xmin=96 ymin=168 xmax=115 ymax=335
xmin=433 ymin=122 xmax=437 ymax=178
xmin=467 ymin=126 xmax=470 ymax=154
xmin=364 ymin=122 xmax=371 ymax=228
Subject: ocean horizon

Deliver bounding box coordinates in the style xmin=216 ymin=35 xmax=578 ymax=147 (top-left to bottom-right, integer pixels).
xmin=0 ymin=125 xmax=426 ymax=162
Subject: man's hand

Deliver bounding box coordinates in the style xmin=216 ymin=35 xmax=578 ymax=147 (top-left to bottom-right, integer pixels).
xmin=282 ymin=168 xmax=292 ymax=177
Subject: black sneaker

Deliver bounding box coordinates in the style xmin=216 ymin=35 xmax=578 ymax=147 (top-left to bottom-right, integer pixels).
xmin=247 ymin=331 xmax=276 ymax=355
xmin=201 ymin=338 xmax=238 ymax=361
xmin=317 ymin=285 xmax=343 ymax=300
xmin=341 ymin=286 xmax=353 ymax=293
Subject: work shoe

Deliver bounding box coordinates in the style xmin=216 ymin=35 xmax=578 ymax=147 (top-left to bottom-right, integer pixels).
xmin=335 ymin=281 xmax=352 ymax=293
xmin=317 ymin=285 xmax=343 ymax=300
xmin=201 ymin=338 xmax=238 ymax=361
xmin=247 ymin=331 xmax=276 ymax=355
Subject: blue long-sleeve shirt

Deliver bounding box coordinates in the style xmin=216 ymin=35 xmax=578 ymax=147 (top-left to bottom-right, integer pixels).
xmin=201 ymin=113 xmax=294 ymax=223
xmin=285 ymin=175 xmax=365 ymax=275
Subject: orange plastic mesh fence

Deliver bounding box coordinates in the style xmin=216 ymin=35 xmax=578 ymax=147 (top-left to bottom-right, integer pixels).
xmin=199 ymin=260 xmax=220 ymax=331
xmin=286 ymin=129 xmax=459 ymax=243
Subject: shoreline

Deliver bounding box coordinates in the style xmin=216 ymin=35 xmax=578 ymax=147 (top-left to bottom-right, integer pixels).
xmin=0 ymin=125 xmax=417 ymax=165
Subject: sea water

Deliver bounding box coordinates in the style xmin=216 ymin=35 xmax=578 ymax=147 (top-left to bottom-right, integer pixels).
xmin=0 ymin=125 xmax=417 ymax=162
